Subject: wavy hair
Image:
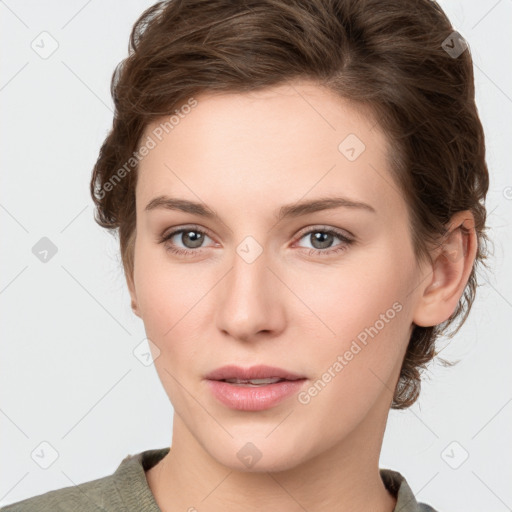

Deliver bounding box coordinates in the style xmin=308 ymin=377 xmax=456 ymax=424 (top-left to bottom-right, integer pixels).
xmin=90 ymin=0 xmax=490 ymax=408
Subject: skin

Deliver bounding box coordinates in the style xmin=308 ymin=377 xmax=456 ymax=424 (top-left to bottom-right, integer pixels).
xmin=126 ymin=81 xmax=477 ymax=512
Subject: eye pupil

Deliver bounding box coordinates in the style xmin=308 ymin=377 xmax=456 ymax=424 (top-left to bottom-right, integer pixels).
xmin=311 ymin=231 xmax=334 ymax=249
xmin=183 ymin=230 xmax=204 ymax=248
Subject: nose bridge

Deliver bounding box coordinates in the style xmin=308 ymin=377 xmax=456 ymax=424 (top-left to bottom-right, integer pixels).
xmin=215 ymin=236 xmax=285 ymax=340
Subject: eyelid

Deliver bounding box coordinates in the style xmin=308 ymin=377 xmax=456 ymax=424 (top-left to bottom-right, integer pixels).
xmin=293 ymin=224 xmax=354 ymax=243
xmin=160 ymin=223 xmax=216 ymax=242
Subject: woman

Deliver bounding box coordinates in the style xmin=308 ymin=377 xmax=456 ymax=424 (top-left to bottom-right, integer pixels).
xmin=3 ymin=0 xmax=489 ymax=510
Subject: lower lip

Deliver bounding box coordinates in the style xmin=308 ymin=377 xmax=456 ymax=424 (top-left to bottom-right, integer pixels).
xmin=206 ymin=379 xmax=307 ymax=411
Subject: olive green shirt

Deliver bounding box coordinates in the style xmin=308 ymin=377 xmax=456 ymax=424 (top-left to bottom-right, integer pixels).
xmin=1 ymin=447 xmax=438 ymax=511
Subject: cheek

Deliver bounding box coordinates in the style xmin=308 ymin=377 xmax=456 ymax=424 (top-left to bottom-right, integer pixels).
xmin=133 ymin=243 xmax=217 ymax=362
xmin=293 ymin=248 xmax=410 ymax=339
xmin=294 ymin=273 xmax=411 ymax=438
xmin=293 ymin=242 xmax=415 ymax=385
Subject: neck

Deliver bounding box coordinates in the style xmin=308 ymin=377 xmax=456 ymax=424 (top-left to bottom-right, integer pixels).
xmin=146 ymin=392 xmax=397 ymax=512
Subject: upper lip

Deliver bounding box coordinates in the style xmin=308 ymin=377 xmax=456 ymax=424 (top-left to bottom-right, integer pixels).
xmin=205 ymin=365 xmax=306 ymax=381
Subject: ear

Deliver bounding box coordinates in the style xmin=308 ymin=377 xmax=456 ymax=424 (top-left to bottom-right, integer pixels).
xmin=126 ymin=271 xmax=141 ymax=318
xmin=413 ymin=210 xmax=478 ymax=327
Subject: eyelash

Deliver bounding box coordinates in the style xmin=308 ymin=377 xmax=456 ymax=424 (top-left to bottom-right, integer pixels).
xmin=158 ymin=224 xmax=354 ymax=258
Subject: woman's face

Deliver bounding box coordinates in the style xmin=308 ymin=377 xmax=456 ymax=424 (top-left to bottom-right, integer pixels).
xmin=128 ymin=81 xmax=427 ymax=472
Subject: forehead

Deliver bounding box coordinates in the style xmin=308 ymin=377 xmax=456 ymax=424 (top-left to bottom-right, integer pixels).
xmin=143 ymin=81 xmax=384 ymax=149
xmin=136 ymin=81 xmax=403 ymax=222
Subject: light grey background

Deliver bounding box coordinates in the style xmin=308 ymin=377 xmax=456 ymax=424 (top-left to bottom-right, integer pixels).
xmin=1 ymin=1 xmax=511 ymax=510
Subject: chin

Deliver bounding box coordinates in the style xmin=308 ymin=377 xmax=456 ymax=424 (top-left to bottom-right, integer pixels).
xmin=204 ymin=433 xmax=312 ymax=474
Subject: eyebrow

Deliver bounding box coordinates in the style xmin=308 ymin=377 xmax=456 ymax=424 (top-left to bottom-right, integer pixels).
xmin=144 ymin=195 xmax=376 ymax=220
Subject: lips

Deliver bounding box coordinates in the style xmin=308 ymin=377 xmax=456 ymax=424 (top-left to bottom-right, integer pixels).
xmin=204 ymin=364 xmax=305 ymax=382
xmin=204 ymin=365 xmax=307 ymax=411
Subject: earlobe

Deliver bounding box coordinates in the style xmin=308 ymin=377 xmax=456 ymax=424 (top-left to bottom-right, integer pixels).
xmin=131 ymin=299 xmax=141 ymax=318
xmin=413 ymin=211 xmax=477 ymax=328
xmin=127 ymin=274 xmax=141 ymax=318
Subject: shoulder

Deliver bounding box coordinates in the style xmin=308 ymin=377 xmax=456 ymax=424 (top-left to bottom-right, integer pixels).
xmin=1 ymin=448 xmax=169 ymax=512
xmin=0 ymin=472 xmax=118 ymax=512
xmin=380 ymin=468 xmax=439 ymax=512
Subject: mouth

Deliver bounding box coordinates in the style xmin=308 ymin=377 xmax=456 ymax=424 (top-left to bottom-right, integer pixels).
xmin=204 ymin=365 xmax=307 ymax=411
xmin=204 ymin=364 xmax=306 ymax=382
xmin=220 ymin=377 xmax=292 ymax=387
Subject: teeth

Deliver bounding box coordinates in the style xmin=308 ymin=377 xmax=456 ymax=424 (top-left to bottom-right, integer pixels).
xmin=224 ymin=377 xmax=283 ymax=385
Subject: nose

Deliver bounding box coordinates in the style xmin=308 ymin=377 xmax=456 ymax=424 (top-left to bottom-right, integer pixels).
xmin=215 ymin=244 xmax=286 ymax=343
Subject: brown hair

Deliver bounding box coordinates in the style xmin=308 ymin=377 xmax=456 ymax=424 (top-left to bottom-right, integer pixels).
xmin=90 ymin=0 xmax=490 ymax=409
